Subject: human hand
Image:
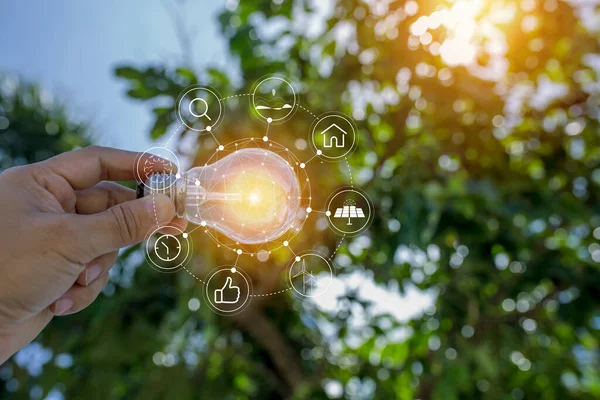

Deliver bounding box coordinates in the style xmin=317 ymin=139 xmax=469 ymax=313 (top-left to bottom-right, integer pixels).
xmin=0 ymin=146 xmax=184 ymax=363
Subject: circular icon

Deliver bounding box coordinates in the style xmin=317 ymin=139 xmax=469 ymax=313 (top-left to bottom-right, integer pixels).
xmin=310 ymin=112 xmax=358 ymax=161
xmin=144 ymin=225 xmax=192 ymax=273
xmin=135 ymin=147 xmax=181 ymax=191
xmin=251 ymin=75 xmax=297 ymax=123
xmin=288 ymin=252 xmax=334 ymax=298
xmin=176 ymin=86 xmax=223 ymax=133
xmin=325 ymin=187 xmax=374 ymax=236
xmin=204 ymin=266 xmax=252 ymax=315
xmin=154 ymin=234 xmax=182 ymax=262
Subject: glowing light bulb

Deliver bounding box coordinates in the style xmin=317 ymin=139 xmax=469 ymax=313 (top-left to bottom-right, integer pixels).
xmin=138 ymin=148 xmax=302 ymax=244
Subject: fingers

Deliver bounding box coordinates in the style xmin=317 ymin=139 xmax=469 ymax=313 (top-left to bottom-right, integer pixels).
xmin=46 ymin=146 xmax=174 ymax=190
xmin=75 ymin=181 xmax=186 ymax=244
xmin=76 ymin=251 xmax=119 ymax=286
xmin=74 ymin=194 xmax=176 ymax=258
xmin=75 ymin=182 xmax=136 ymax=215
xmin=159 ymin=217 xmax=188 ymax=233
xmin=46 ymin=146 xmax=139 ymax=190
xmin=50 ymin=273 xmax=110 ymax=316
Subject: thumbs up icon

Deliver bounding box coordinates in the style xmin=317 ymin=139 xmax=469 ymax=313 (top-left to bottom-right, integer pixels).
xmin=214 ymin=277 xmax=241 ymax=304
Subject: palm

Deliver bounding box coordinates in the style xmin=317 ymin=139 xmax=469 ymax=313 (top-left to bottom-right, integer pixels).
xmin=0 ymin=169 xmax=79 ymax=327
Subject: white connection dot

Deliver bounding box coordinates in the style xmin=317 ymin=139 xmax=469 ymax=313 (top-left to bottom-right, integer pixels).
xmin=267 ymin=117 xmax=273 ymax=123
xmin=182 ymin=233 xmax=188 ymax=238
xmin=263 ymin=136 xmax=268 ymax=142
xmin=326 ymin=210 xmax=332 ymax=216
xmin=283 ymin=241 xmax=289 ymax=247
xmin=237 ymin=249 xmax=242 ymax=255
xmin=295 ymin=256 xmax=301 ymax=262
xmin=175 ymin=173 xmax=181 ymax=179
xmin=218 ymin=145 xmax=224 ymax=151
xmin=231 ymin=267 xmax=237 ymax=273
xmin=201 ymin=221 xmax=207 ymax=226
xmin=195 ymin=180 xmax=200 ymax=186
xmin=317 ymin=150 xmax=323 ymax=155
xmin=206 ymin=125 xmax=212 ymax=132
xmin=306 ymin=207 xmax=312 ymax=213
xmin=300 ymin=163 xmax=306 ymax=169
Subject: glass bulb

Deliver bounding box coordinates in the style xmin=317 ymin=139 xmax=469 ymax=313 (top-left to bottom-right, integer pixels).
xmin=139 ymin=148 xmax=303 ymax=245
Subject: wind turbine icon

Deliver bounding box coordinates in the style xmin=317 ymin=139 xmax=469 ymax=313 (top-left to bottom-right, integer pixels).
xmin=292 ymin=259 xmax=317 ymax=293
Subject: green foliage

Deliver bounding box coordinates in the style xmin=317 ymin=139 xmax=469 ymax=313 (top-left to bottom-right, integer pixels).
xmin=0 ymin=76 xmax=89 ymax=170
xmin=3 ymin=0 xmax=600 ymax=399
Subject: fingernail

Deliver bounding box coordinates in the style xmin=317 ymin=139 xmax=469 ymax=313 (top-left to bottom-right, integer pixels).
xmin=146 ymin=194 xmax=175 ymax=223
xmin=85 ymin=265 xmax=102 ymax=286
xmin=53 ymin=298 xmax=73 ymax=315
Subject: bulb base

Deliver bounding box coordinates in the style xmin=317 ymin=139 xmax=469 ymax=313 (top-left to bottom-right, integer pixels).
xmin=137 ymin=173 xmax=187 ymax=218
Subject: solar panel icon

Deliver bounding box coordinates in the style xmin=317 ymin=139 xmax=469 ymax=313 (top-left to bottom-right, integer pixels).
xmin=333 ymin=199 xmax=365 ymax=225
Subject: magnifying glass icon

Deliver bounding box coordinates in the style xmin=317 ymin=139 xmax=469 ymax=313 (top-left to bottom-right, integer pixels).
xmin=189 ymin=97 xmax=212 ymax=121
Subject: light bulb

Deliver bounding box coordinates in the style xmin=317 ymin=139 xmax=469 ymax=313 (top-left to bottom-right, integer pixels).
xmin=137 ymin=148 xmax=303 ymax=245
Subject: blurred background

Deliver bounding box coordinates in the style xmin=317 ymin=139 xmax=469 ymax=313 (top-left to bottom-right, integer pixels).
xmin=1 ymin=0 xmax=600 ymax=398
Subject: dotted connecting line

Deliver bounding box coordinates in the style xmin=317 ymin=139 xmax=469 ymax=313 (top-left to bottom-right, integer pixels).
xmin=183 ymin=266 xmax=206 ymax=285
xmin=142 ymin=91 xmax=359 ymax=301
xmin=220 ymin=96 xmax=319 ymax=124
xmin=297 ymin=104 xmax=318 ymax=119
xmin=151 ymin=191 xmax=159 ymax=226
xmin=251 ymin=288 xmax=291 ymax=297
xmin=344 ymin=157 xmax=354 ymax=188
xmin=165 ymin=123 xmax=183 ymax=147
xmin=221 ymin=93 xmax=252 ymax=101
xmin=329 ymin=237 xmax=345 ymax=262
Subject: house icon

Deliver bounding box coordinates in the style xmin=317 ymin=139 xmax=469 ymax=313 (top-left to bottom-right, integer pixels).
xmin=321 ymin=123 xmax=347 ymax=148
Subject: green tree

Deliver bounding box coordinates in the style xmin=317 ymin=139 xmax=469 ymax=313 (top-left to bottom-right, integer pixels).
xmin=0 ymin=76 xmax=89 ymax=169
xmin=3 ymin=0 xmax=600 ymax=399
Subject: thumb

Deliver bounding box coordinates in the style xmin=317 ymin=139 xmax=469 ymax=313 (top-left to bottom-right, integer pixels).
xmin=77 ymin=194 xmax=176 ymax=257
xmin=223 ymin=277 xmax=234 ymax=289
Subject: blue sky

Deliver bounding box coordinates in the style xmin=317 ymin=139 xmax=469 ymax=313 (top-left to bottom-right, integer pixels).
xmin=0 ymin=0 xmax=230 ymax=150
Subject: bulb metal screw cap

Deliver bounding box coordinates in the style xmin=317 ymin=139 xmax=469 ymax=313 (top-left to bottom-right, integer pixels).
xmin=137 ymin=173 xmax=187 ymax=218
